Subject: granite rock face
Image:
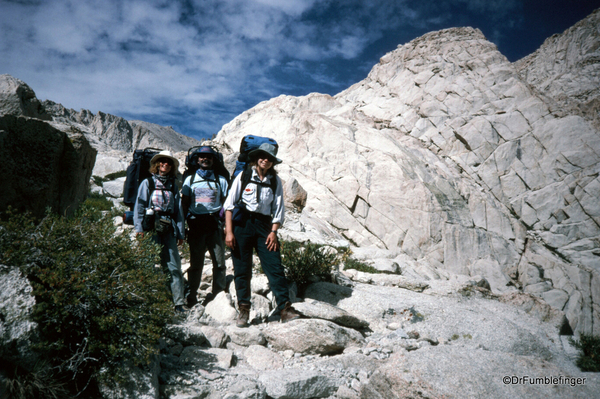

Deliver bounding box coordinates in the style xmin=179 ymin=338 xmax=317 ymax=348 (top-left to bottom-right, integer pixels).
xmin=515 ymin=9 xmax=600 ymax=130
xmin=0 ymin=74 xmax=50 ymax=120
xmin=0 ymin=114 xmax=96 ymax=218
xmin=215 ymin=12 xmax=600 ymax=334
xmin=42 ymin=100 xmax=201 ymax=154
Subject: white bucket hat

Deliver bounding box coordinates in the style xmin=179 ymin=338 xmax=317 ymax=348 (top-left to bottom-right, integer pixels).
xmin=248 ymin=143 xmax=282 ymax=165
xmin=150 ymin=150 xmax=180 ymax=169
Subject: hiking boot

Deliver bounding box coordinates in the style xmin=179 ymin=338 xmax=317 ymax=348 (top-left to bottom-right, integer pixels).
xmin=187 ymin=295 xmax=198 ymax=308
xmin=236 ymin=303 xmax=251 ymax=328
xmin=175 ymin=305 xmax=189 ymax=314
xmin=280 ymin=302 xmax=300 ymax=323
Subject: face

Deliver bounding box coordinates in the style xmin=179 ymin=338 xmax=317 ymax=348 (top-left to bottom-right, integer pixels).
xmin=157 ymin=158 xmax=173 ymax=175
xmin=256 ymin=155 xmax=274 ymax=171
xmin=198 ymin=154 xmax=214 ymax=170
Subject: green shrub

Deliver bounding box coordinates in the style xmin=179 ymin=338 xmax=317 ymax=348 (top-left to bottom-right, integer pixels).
xmin=0 ymin=205 xmax=172 ymax=393
xmin=344 ymin=257 xmax=381 ymax=274
xmin=570 ymin=334 xmax=600 ymax=372
xmin=83 ymin=191 xmax=113 ymax=211
xmin=280 ymin=240 xmax=339 ymax=287
xmin=92 ymin=170 xmax=127 ymax=186
xmin=104 ymin=170 xmax=127 ymax=181
xmin=91 ymin=175 xmax=104 ymax=187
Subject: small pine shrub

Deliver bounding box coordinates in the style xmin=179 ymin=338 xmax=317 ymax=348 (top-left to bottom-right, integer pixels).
xmin=0 ymin=205 xmax=172 ymax=393
xmin=104 ymin=170 xmax=127 ymax=181
xmin=280 ymin=240 xmax=339 ymax=287
xmin=83 ymin=192 xmax=113 ymax=211
xmin=344 ymin=257 xmax=381 ymax=274
xmin=92 ymin=170 xmax=127 ymax=186
xmin=570 ymin=334 xmax=600 ymax=372
xmin=91 ymin=175 xmax=104 ymax=187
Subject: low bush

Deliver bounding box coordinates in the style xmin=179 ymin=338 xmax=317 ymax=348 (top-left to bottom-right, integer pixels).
xmin=83 ymin=191 xmax=113 ymax=211
xmin=280 ymin=240 xmax=340 ymax=287
xmin=344 ymin=257 xmax=381 ymax=274
xmin=104 ymin=170 xmax=127 ymax=181
xmin=92 ymin=170 xmax=127 ymax=186
xmin=570 ymin=334 xmax=600 ymax=372
xmin=0 ymin=205 xmax=172 ymax=394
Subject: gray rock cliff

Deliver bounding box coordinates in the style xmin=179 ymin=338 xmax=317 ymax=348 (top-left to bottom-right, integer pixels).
xmin=0 ymin=113 xmax=96 ymax=218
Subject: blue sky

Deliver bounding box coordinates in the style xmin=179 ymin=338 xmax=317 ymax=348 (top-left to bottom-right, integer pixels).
xmin=1 ymin=0 xmax=598 ymax=141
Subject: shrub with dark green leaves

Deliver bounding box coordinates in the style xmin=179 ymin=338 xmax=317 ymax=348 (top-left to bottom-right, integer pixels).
xmin=570 ymin=334 xmax=600 ymax=372
xmin=83 ymin=191 xmax=113 ymax=211
xmin=0 ymin=205 xmax=172 ymax=393
xmin=280 ymin=240 xmax=339 ymax=287
xmin=104 ymin=170 xmax=127 ymax=181
xmin=344 ymin=257 xmax=382 ymax=274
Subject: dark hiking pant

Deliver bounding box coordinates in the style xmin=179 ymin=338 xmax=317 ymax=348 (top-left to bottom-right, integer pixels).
xmin=187 ymin=215 xmax=226 ymax=304
xmin=231 ymin=212 xmax=290 ymax=311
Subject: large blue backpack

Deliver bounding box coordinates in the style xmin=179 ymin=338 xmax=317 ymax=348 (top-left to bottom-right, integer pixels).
xmin=232 ymin=135 xmax=278 ymax=180
xmin=231 ymin=135 xmax=279 ymax=202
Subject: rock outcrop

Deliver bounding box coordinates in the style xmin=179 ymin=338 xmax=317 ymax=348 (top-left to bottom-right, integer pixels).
xmin=0 ymin=74 xmax=50 ymax=121
xmin=214 ymin=11 xmax=600 ymax=335
xmin=42 ymin=100 xmax=201 ymax=154
xmin=515 ymin=9 xmax=600 ymax=130
xmin=0 ymin=114 xmax=96 ymax=218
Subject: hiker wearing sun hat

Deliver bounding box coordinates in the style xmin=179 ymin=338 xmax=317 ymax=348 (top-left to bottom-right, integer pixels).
xmin=134 ymin=150 xmax=187 ymax=313
xmin=247 ymin=143 xmax=282 ymax=165
xmin=223 ymin=141 xmax=300 ymax=327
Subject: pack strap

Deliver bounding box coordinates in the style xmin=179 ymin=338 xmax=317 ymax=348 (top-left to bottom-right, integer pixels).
xmin=147 ymin=176 xmax=177 ymax=216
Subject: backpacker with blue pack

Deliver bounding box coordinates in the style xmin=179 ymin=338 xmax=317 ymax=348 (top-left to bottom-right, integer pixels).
xmin=122 ymin=147 xmax=162 ymax=225
xmin=230 ymin=136 xmax=279 ymax=225
xmin=232 ymin=135 xmax=278 ymax=180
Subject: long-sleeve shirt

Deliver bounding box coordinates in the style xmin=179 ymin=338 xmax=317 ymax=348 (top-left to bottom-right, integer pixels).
xmin=223 ymin=167 xmax=285 ymax=225
xmin=133 ymin=176 xmax=185 ymax=239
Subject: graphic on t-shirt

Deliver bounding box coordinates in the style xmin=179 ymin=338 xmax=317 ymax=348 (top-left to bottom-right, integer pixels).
xmin=194 ymin=186 xmax=217 ymax=204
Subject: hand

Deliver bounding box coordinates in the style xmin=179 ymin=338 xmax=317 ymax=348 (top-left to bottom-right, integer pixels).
xmin=136 ymin=232 xmax=144 ymax=238
xmin=225 ymin=231 xmax=236 ymax=249
xmin=266 ymin=232 xmax=278 ymax=251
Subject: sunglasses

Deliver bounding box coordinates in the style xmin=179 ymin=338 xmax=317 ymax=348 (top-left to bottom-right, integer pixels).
xmin=157 ymin=158 xmax=173 ymax=165
xmin=258 ymin=155 xmax=275 ymax=163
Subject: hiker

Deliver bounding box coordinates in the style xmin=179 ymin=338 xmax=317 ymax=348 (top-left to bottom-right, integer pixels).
xmin=181 ymin=146 xmax=228 ymax=307
xmin=133 ymin=150 xmax=187 ymax=313
xmin=223 ymin=142 xmax=300 ymax=327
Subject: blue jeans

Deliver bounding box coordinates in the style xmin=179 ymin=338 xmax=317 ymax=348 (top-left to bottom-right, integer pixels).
xmin=231 ymin=212 xmax=290 ymax=311
xmin=154 ymin=232 xmax=185 ymax=306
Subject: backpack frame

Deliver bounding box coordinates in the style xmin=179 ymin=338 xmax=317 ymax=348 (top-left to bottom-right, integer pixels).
xmin=123 ymin=147 xmax=163 ymax=210
xmin=183 ymin=145 xmax=231 ymax=186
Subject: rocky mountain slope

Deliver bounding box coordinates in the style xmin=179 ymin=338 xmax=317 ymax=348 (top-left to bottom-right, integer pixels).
xmin=41 ymin=99 xmax=201 ymax=154
xmin=214 ymin=10 xmax=600 ymax=337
